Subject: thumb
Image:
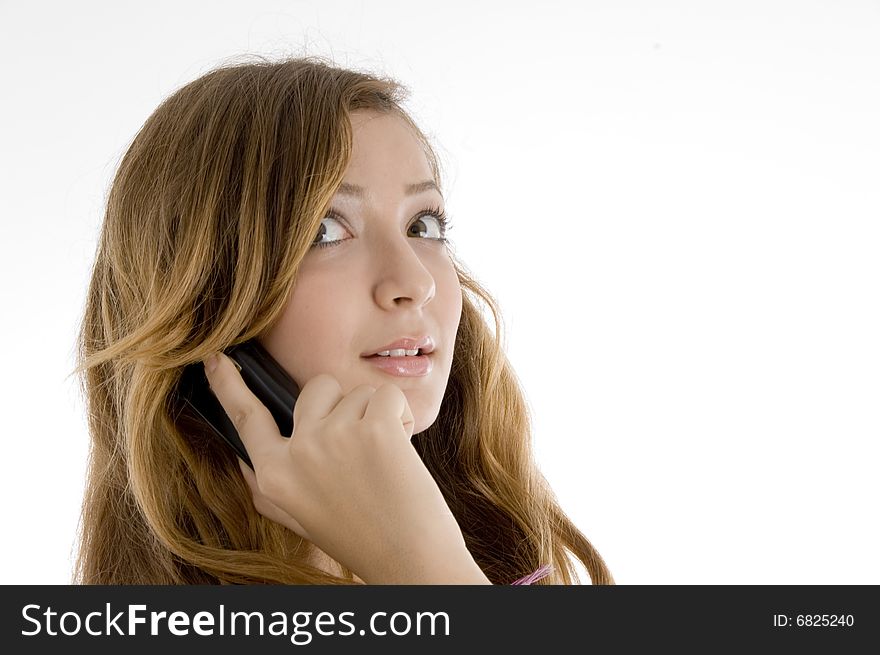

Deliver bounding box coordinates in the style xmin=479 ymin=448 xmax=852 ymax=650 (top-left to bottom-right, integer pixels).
xmin=401 ymin=396 xmax=415 ymax=440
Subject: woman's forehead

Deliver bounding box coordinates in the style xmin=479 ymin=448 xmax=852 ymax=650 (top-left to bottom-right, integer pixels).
xmin=342 ymin=113 xmax=435 ymax=195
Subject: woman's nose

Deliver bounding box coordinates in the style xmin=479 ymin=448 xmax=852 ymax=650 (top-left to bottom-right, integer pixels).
xmin=372 ymin=238 xmax=436 ymax=310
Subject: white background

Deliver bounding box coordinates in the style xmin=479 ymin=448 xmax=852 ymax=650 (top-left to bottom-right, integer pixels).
xmin=1 ymin=0 xmax=878 ymax=584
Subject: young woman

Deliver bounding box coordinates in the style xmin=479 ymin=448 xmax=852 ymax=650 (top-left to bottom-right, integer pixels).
xmin=73 ymin=55 xmax=613 ymax=585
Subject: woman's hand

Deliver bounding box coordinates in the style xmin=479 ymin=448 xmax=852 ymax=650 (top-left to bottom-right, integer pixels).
xmin=202 ymin=352 xmax=490 ymax=584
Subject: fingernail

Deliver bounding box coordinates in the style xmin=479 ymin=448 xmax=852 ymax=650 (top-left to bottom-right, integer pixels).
xmin=203 ymin=353 xmax=220 ymax=374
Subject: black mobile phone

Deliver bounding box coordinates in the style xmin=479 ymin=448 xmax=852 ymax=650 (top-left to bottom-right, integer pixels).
xmin=176 ymin=339 xmax=300 ymax=469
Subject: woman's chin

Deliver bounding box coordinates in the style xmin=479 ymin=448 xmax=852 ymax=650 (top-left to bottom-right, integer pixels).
xmin=410 ymin=404 xmax=442 ymax=437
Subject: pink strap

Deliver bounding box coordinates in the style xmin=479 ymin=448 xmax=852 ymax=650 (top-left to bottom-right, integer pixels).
xmin=511 ymin=563 xmax=553 ymax=585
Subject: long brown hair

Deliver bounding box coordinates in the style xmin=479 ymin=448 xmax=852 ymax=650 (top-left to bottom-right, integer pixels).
xmin=72 ymin=54 xmax=613 ymax=585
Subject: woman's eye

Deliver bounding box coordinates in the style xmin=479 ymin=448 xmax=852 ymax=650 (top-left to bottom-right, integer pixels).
xmin=312 ymin=216 xmax=348 ymax=248
xmin=407 ymin=214 xmax=445 ymax=239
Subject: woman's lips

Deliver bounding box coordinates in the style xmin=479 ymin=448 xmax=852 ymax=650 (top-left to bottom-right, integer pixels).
xmin=361 ymin=353 xmax=433 ymax=377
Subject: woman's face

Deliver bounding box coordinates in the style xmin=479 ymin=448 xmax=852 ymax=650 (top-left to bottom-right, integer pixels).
xmin=259 ymin=110 xmax=462 ymax=435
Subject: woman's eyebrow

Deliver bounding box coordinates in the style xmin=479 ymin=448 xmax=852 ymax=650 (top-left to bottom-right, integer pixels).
xmin=336 ymin=180 xmax=441 ymax=198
